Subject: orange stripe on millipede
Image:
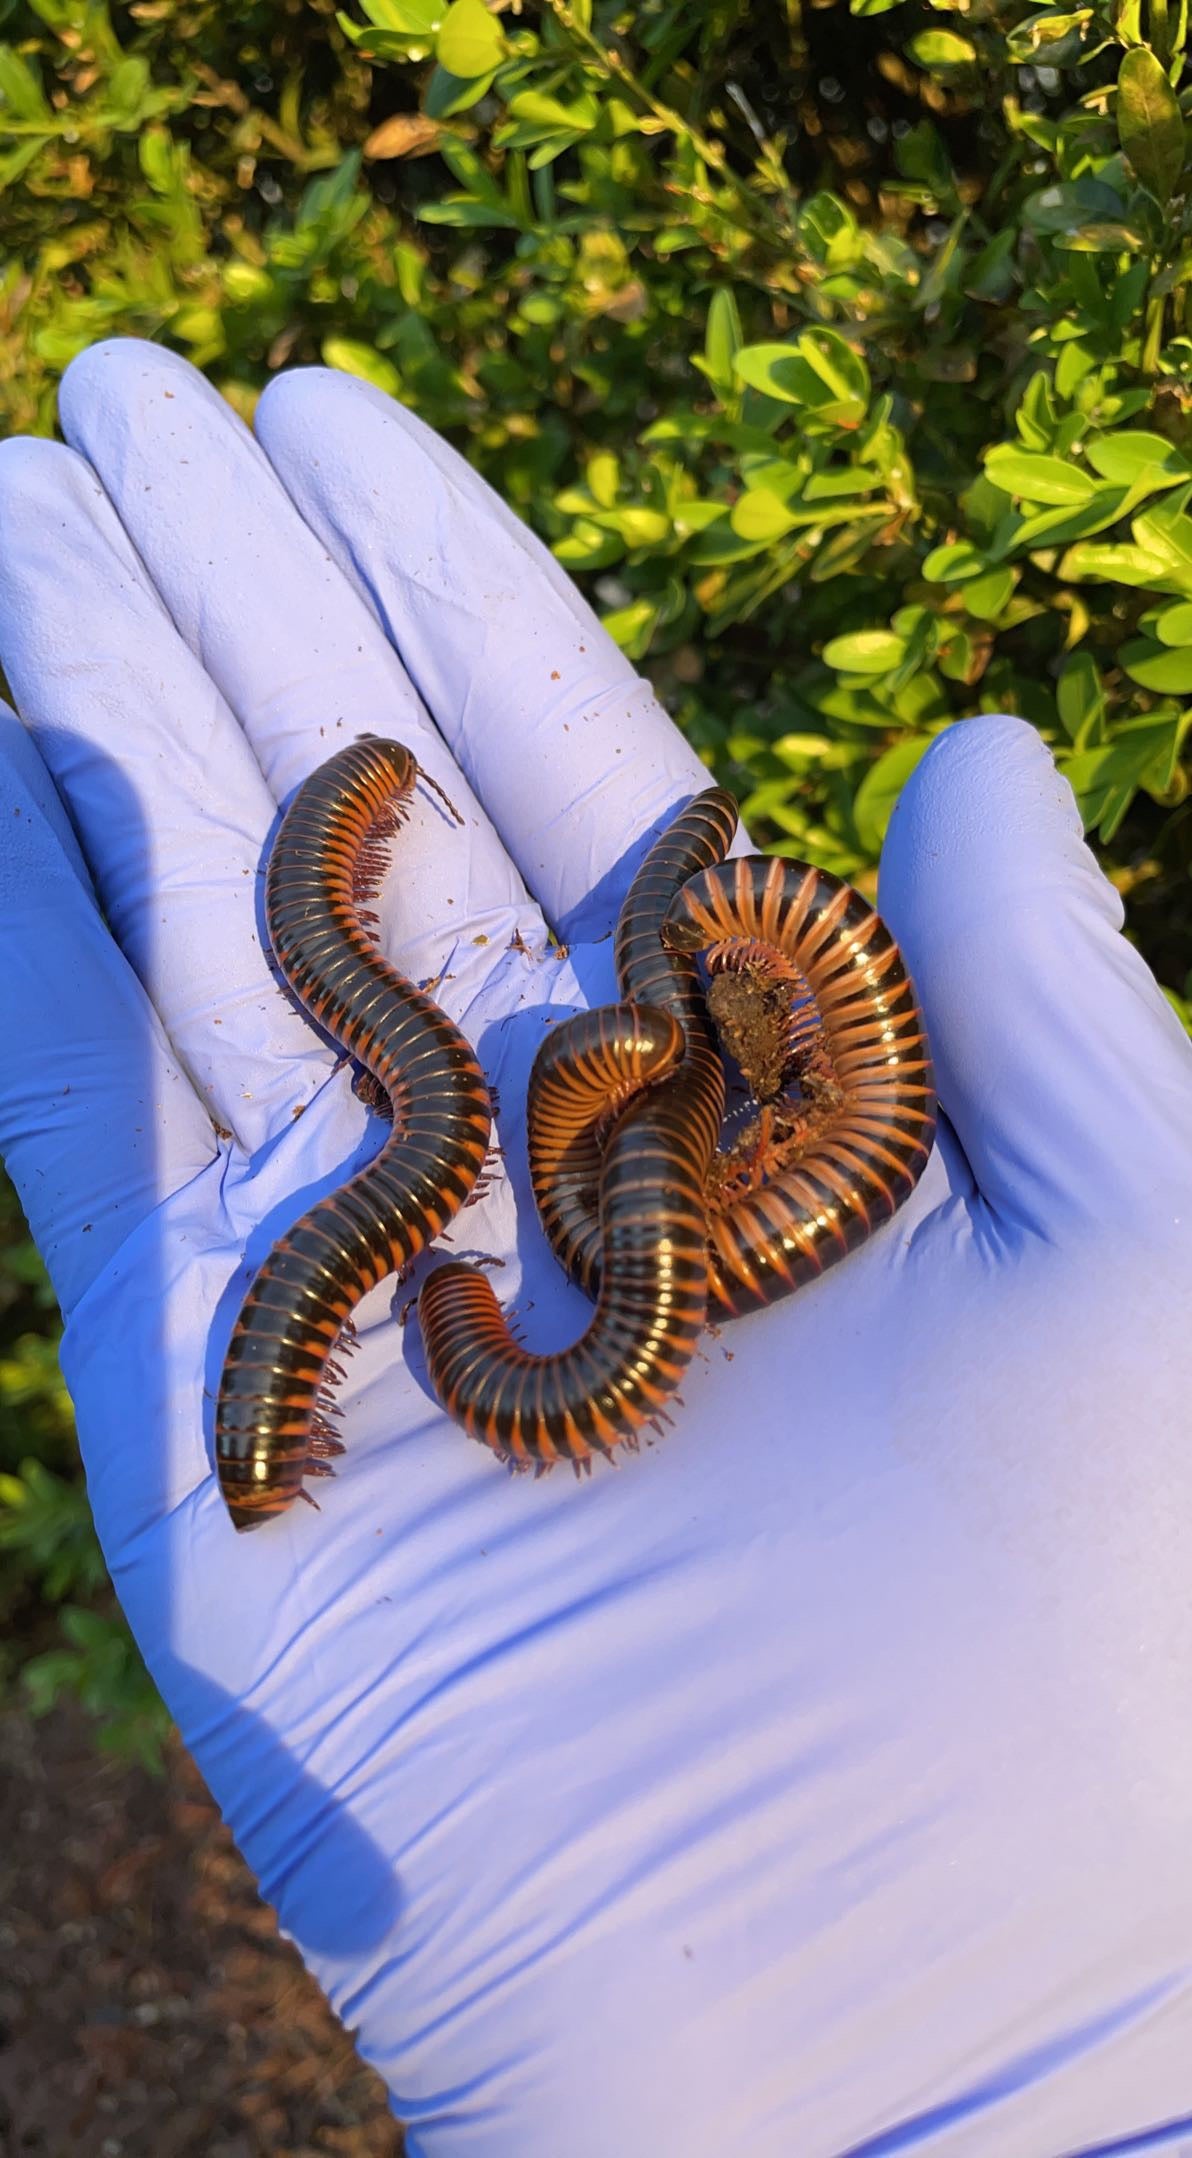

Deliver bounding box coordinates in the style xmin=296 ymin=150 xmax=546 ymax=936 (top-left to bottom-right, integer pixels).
xmin=215 ymin=737 xmax=492 ymax=1532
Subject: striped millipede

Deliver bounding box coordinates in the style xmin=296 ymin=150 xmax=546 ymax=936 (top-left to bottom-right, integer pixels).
xmin=417 ymin=1000 xmax=714 ymax=1473
xmin=215 ymin=736 xmax=492 ymax=1532
xmin=529 ymin=786 xmax=737 ymax=1300
xmin=663 ymin=855 xmax=936 ymax=1315
xmin=527 ymin=798 xmax=936 ymax=1321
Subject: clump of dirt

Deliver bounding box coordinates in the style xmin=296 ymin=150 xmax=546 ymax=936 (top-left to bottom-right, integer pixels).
xmin=706 ymin=968 xmax=795 ymax=1104
xmin=0 ymin=1697 xmax=403 ymax=2158
xmin=703 ymin=951 xmax=844 ymax=1210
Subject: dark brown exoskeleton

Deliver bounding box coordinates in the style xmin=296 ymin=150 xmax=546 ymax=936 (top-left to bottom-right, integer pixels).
xmin=215 ymin=736 xmax=492 ymax=1531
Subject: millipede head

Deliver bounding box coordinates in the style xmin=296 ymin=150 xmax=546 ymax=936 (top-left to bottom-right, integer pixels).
xmin=659 ymin=901 xmax=707 ymax=955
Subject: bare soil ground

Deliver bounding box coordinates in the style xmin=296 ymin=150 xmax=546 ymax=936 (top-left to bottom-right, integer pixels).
xmin=0 ymin=1703 xmax=403 ymax=2158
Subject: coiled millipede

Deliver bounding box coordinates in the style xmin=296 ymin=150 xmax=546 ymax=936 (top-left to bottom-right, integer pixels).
xmin=528 ymin=786 xmax=736 ymax=1300
xmin=663 ymin=854 xmax=937 ymax=1314
xmin=527 ymin=799 xmax=937 ymax=1319
xmin=418 ymin=1000 xmax=714 ymax=1472
xmin=215 ymin=736 xmax=492 ymax=1531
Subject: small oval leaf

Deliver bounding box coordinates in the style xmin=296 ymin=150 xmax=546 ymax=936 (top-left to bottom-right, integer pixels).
xmin=853 ymin=734 xmax=935 ymax=853
xmin=922 ymin=540 xmax=988 ymax=583
xmin=909 ymin=28 xmax=976 ymax=65
xmin=1117 ymin=46 xmax=1184 ymax=207
xmin=1086 ymin=429 xmax=1192 ymax=484
xmin=822 ymin=629 xmax=908 ymax=675
xmin=436 ymin=0 xmax=504 ymax=79
xmin=1121 ymin=638 xmax=1192 ymax=692
xmin=984 ymin=447 xmax=1097 ymax=505
xmin=730 ymin=488 xmax=799 ymax=541
xmin=1152 ymin=599 xmax=1192 ymax=646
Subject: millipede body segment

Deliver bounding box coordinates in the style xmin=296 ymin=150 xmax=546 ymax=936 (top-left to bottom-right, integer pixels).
xmin=663 ymin=856 xmax=936 ymax=1316
xmin=528 ymin=786 xmax=737 ymax=1297
xmin=419 ymin=1002 xmax=713 ymax=1471
xmin=216 ymin=736 xmax=492 ymax=1531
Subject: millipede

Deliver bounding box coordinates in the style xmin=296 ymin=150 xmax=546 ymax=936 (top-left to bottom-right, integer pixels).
xmin=528 ymin=785 xmax=737 ymax=1300
xmin=418 ymin=999 xmax=714 ymax=1473
xmin=215 ymin=735 xmax=492 ymax=1531
xmin=527 ymin=798 xmax=936 ymax=1322
xmin=663 ymin=854 xmax=937 ymax=1315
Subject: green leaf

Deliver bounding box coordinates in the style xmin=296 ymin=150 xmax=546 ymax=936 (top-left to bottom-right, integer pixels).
xmin=853 ymin=734 xmax=935 ymax=853
xmin=922 ymin=539 xmax=987 ymax=582
xmin=1022 ymin=177 xmax=1128 ymax=237
xmin=673 ymin=501 xmax=728 ymax=538
xmin=802 ymin=468 xmax=878 ymax=502
xmin=1058 ymin=541 xmax=1170 ymax=585
xmin=686 ymin=527 xmax=770 ymax=566
xmin=796 ymin=328 xmax=870 ymax=415
xmin=734 ymin=331 xmax=869 ymax=428
xmin=586 ymin=451 xmax=619 ymax=509
xmin=1016 ymin=369 xmax=1059 ymax=451
xmin=362 ymin=0 xmax=445 ymax=27
xmin=0 ymin=45 xmax=52 ymax=122
xmin=806 ymin=513 xmax=889 ymax=581
xmin=1151 ymin=599 xmax=1192 ymax=645
xmin=419 ymin=187 xmax=519 ymax=226
xmin=602 ymin=596 xmax=659 ymax=658
xmin=1132 ymin=491 xmax=1192 ymax=591
xmin=963 ymin=566 xmax=1015 ymax=618
xmin=0 ymin=138 xmax=44 ymax=185
xmin=321 ymin=337 xmax=401 ymax=395
xmin=1056 ymin=651 xmax=1107 ymax=744
xmin=887 ymin=607 xmax=938 ymax=692
xmin=822 ymin=628 xmax=908 ymax=675
xmin=909 ymin=29 xmax=976 ymax=65
xmin=1063 ymin=713 xmax=1191 ymax=835
xmin=938 ymin=627 xmax=976 ymax=682
xmin=772 ymin=732 xmax=844 ymax=767
xmin=1085 ymin=430 xmax=1192 ymax=484
xmin=435 ymin=0 xmax=504 ymax=78
xmin=703 ymin=288 xmax=742 ymax=396
xmin=894 ymin=117 xmax=956 ymax=202
xmin=1117 ymin=46 xmax=1184 ymax=206
xmin=505 ymin=87 xmax=598 ymax=133
xmin=730 ymin=489 xmax=799 ymax=541
xmin=983 ymin=447 xmax=1097 ymax=505
xmin=138 ymin=126 xmax=177 ymax=195
xmin=1120 ymin=639 xmax=1192 ymax=691
xmin=1007 ymin=8 xmax=1092 ymax=59
xmin=798 ymin=192 xmax=863 ymax=269
xmin=1057 ymin=220 xmax=1148 ymax=254
xmin=552 ymin=519 xmax=623 ymax=570
xmin=592 ymin=505 xmax=670 ymax=547
xmin=424 ymin=62 xmax=498 ymax=115
xmin=1009 ymin=485 xmax=1129 ymax=553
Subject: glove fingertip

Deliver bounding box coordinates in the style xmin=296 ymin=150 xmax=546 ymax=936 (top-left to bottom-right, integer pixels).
xmin=879 ymin=712 xmax=1124 ymax=941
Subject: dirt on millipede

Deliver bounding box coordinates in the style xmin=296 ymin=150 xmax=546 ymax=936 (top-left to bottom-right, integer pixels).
xmin=0 ymin=1701 xmax=403 ymax=2158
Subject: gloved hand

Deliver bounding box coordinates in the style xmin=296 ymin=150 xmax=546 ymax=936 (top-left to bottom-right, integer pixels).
xmin=1 ymin=338 xmax=1190 ymax=2158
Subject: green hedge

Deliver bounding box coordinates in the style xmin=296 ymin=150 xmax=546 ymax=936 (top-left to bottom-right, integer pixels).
xmin=0 ymin=0 xmax=1188 ymax=1753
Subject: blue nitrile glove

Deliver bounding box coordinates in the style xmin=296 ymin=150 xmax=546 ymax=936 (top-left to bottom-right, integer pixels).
xmin=0 ymin=338 xmax=1190 ymax=2158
